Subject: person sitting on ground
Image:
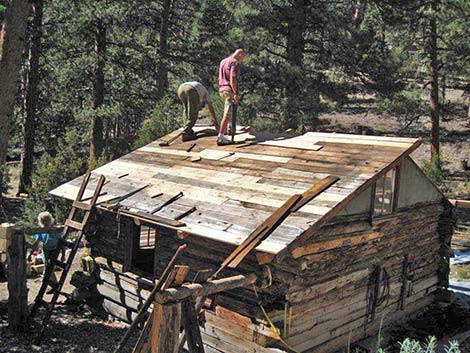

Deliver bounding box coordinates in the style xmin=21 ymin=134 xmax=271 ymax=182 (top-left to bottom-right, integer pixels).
xmin=217 ymin=48 xmax=245 ymax=146
xmin=31 ymin=211 xmax=65 ymax=266
xmin=177 ymin=81 xmax=219 ymax=142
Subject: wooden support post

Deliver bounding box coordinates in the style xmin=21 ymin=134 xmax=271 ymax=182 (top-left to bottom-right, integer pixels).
xmin=0 ymin=222 xmax=13 ymax=252
xmin=150 ymin=302 xmax=182 ymax=353
xmin=181 ymin=296 xmax=205 ymax=353
xmin=114 ymin=245 xmax=187 ymax=353
xmin=133 ymin=265 xmax=189 ymax=353
xmin=133 ymin=311 xmax=155 ymax=353
xmin=4 ymin=225 xmax=28 ymax=331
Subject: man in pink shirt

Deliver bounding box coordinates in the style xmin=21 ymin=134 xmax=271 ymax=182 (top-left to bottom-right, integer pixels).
xmin=217 ymin=49 xmax=245 ymax=145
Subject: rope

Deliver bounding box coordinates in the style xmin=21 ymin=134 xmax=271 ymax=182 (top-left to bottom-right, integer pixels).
xmin=365 ymin=264 xmax=390 ymax=327
xmin=252 ymin=284 xmax=300 ymax=353
xmin=263 ymin=265 xmax=273 ymax=287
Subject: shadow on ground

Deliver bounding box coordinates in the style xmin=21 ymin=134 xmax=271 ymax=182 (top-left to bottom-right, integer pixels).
xmin=0 ymin=302 xmax=135 ymax=353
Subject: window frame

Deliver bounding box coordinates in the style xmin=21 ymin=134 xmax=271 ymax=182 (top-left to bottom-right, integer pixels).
xmin=369 ymin=163 xmax=402 ymax=222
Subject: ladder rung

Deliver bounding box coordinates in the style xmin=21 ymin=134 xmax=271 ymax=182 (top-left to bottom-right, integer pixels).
xmin=72 ymin=200 xmax=92 ymax=211
xmin=65 ymin=219 xmax=84 ymax=230
xmin=51 ymin=258 xmax=67 ymax=269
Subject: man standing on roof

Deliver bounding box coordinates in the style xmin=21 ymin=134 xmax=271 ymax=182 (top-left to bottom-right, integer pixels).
xmin=177 ymin=81 xmax=219 ymax=142
xmin=217 ymin=49 xmax=245 ymax=146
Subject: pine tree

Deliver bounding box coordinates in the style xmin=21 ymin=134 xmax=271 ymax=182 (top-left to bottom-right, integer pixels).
xmin=0 ymin=0 xmax=31 ymax=199
xmin=18 ymin=0 xmax=43 ymax=195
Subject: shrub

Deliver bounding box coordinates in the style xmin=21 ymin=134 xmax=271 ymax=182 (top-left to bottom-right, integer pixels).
xmin=22 ymin=128 xmax=89 ymax=227
xmin=421 ymin=153 xmax=444 ymax=185
xmin=456 ymin=266 xmax=470 ymax=280
xmin=133 ymin=95 xmax=181 ymax=149
xmin=395 ymin=337 xmax=460 ymax=353
xmin=377 ymin=89 xmax=427 ymax=129
xmin=0 ymin=164 xmax=10 ymax=196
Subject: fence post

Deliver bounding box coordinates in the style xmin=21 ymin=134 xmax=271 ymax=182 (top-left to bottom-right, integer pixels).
xmin=2 ymin=223 xmax=28 ymax=330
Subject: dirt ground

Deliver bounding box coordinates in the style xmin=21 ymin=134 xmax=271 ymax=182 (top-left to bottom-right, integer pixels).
xmin=0 ymin=305 xmax=131 ymax=353
xmin=376 ymin=295 xmax=470 ymax=353
xmin=0 ymin=255 xmax=138 ymax=353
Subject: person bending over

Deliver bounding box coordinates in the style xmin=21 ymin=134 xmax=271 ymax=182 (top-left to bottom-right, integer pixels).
xmin=177 ymin=81 xmax=219 ymax=141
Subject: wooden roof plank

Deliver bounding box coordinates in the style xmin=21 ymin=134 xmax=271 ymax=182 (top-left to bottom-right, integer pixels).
xmin=49 ymin=129 xmax=422 ymax=256
xmin=278 ymin=137 xmax=422 ymax=259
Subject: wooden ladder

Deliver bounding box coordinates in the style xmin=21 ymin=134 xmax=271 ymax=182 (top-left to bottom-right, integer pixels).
xmin=29 ymin=171 xmax=106 ymax=343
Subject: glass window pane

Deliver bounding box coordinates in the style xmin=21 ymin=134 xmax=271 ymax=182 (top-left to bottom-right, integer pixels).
xmin=373 ymin=168 xmax=396 ymax=216
xmin=374 ymin=175 xmax=385 ymax=215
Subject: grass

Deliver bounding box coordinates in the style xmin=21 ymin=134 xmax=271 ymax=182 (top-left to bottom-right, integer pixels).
xmin=456 ymin=265 xmax=470 ymax=280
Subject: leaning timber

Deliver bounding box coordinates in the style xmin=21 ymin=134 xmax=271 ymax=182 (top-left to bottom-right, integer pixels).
xmin=49 ymin=127 xmax=454 ymax=353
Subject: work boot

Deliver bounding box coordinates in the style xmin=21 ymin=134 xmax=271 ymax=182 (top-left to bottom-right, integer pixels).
xmin=182 ymin=130 xmax=197 ymax=142
xmin=216 ymin=135 xmax=233 ymax=146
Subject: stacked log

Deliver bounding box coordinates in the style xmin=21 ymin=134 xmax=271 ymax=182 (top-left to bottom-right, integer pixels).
xmin=265 ymin=200 xmax=453 ymax=352
xmin=94 ymin=257 xmax=153 ymax=322
xmin=87 ymin=199 xmax=452 ymax=353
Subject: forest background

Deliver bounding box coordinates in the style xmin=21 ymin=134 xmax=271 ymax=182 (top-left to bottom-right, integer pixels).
xmin=0 ymin=0 xmax=468 ymax=225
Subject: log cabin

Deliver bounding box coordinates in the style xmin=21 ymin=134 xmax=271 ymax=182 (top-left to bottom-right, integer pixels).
xmin=50 ymin=126 xmax=454 ymax=353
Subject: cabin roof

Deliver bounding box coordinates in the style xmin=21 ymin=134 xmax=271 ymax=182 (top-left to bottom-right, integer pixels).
xmin=49 ymin=126 xmax=421 ymax=256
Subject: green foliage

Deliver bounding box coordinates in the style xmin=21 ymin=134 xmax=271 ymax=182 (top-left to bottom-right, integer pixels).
xmin=377 ymin=89 xmax=427 ymax=127
xmin=456 ymin=266 xmax=470 ymax=280
xmin=88 ymin=156 xmax=109 ymax=171
xmin=0 ymin=165 xmax=10 ymax=196
xmin=421 ymin=153 xmax=444 ymax=185
xmin=22 ymin=128 xmax=89 ymax=226
xmin=438 ymin=0 xmax=470 ymax=88
xmin=397 ymin=337 xmax=460 ymax=353
xmin=132 ymin=95 xmax=181 ymax=149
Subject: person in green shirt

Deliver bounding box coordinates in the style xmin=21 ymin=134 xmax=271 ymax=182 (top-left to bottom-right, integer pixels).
xmin=177 ymin=81 xmax=219 ymax=141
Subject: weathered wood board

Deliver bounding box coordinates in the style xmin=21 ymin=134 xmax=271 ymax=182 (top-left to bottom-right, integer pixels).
xmin=49 ymin=128 xmax=424 ymax=255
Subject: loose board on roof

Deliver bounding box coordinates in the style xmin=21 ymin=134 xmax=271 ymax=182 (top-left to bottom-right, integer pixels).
xmin=49 ymin=127 xmax=423 ymax=255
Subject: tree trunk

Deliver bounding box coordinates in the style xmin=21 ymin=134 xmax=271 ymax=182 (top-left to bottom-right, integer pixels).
xmin=89 ymin=18 xmax=106 ymax=161
xmin=155 ymin=0 xmax=171 ymax=101
xmin=353 ymin=0 xmax=367 ymax=27
xmin=0 ymin=0 xmax=31 ymax=199
xmin=18 ymin=0 xmax=43 ymax=195
xmin=427 ymin=0 xmax=440 ymax=163
xmin=284 ymin=0 xmax=307 ymax=131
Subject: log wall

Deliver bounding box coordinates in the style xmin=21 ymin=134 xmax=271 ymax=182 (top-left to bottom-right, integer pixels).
xmin=89 ymin=211 xmax=133 ymax=263
xmin=268 ymin=200 xmax=454 ymax=353
xmin=86 ymin=200 xmax=453 ymax=353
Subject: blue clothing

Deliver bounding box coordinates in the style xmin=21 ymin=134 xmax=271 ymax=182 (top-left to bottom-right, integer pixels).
xmin=34 ymin=232 xmax=61 ymax=252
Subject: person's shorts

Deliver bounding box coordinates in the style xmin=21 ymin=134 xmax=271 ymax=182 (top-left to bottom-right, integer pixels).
xmin=219 ymin=91 xmax=234 ymax=119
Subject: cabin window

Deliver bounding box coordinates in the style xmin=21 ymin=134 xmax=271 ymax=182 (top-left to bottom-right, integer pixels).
xmin=126 ymin=223 xmax=157 ymax=274
xmin=128 ymin=223 xmax=181 ymax=276
xmin=373 ymin=167 xmax=399 ymax=216
xmin=140 ymin=225 xmax=157 ymax=249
